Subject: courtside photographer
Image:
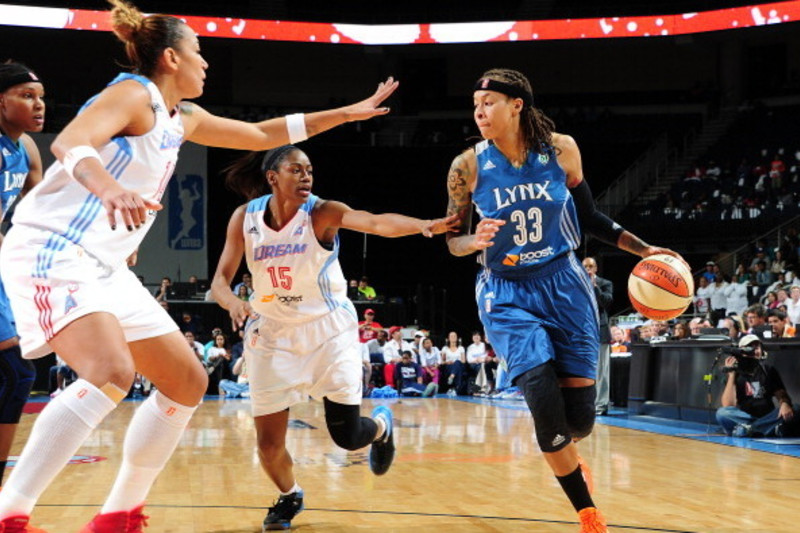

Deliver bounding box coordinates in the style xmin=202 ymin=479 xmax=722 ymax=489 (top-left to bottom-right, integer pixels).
xmin=715 ymin=334 xmax=800 ymax=438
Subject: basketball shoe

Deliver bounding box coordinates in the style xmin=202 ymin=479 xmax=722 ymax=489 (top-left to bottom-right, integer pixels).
xmin=369 ymin=405 xmax=395 ymax=476
xmin=0 ymin=516 xmax=48 ymax=533
xmin=578 ymin=507 xmax=607 ymax=533
xmin=577 ymin=455 xmax=594 ymax=494
xmin=262 ymin=490 xmax=304 ymax=531
xmin=79 ymin=504 xmax=148 ymax=532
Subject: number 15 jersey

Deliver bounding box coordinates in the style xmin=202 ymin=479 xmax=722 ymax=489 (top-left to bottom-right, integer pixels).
xmin=244 ymin=194 xmax=349 ymax=323
xmin=472 ymin=140 xmax=581 ymax=275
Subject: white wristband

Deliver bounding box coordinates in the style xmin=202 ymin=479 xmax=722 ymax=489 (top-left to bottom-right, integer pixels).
xmin=285 ymin=113 xmax=308 ymax=144
xmin=63 ymin=145 xmax=102 ymax=178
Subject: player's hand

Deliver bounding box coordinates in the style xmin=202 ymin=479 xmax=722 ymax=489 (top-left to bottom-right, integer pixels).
xmin=779 ymin=402 xmax=794 ymax=421
xmin=344 ymin=77 xmax=399 ymax=122
xmin=642 ymin=246 xmax=691 ymax=272
xmin=100 ymin=183 xmax=162 ymax=231
xmin=472 ymin=218 xmax=505 ymax=250
xmin=229 ymin=299 xmax=255 ymax=331
xmin=422 ymin=214 xmax=461 ymax=237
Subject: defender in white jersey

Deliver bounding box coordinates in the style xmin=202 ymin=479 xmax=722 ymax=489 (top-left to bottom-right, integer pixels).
xmin=211 ymin=145 xmax=457 ymax=531
xmin=0 ymin=1 xmax=399 ymax=531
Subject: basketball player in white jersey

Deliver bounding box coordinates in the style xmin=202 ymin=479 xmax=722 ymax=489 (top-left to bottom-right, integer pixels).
xmin=211 ymin=145 xmax=458 ymax=531
xmin=0 ymin=0 xmax=398 ymax=530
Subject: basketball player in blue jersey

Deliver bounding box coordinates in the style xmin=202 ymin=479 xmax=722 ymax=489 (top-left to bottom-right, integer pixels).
xmin=445 ymin=68 xmax=686 ymax=533
xmin=0 ymin=0 xmax=398 ymax=531
xmin=0 ymin=61 xmax=45 ymax=503
xmin=211 ymin=145 xmax=458 ymax=531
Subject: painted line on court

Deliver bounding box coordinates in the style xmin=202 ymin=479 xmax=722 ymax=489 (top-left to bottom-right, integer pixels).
xmin=36 ymin=504 xmax=700 ymax=532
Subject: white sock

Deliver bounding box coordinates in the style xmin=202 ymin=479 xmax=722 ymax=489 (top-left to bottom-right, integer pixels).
xmin=0 ymin=379 xmax=116 ymax=519
xmin=374 ymin=416 xmax=387 ymax=442
xmin=280 ymin=483 xmax=302 ymax=496
xmin=101 ymin=391 xmax=197 ymax=513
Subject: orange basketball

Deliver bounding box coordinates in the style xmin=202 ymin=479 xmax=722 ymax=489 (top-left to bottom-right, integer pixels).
xmin=628 ymin=254 xmax=694 ymax=320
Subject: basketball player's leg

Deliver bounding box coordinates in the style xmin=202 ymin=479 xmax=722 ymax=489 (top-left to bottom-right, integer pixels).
xmin=323 ymin=398 xmax=380 ymax=450
xmin=0 ymin=312 xmax=131 ymax=520
xmin=254 ymin=409 xmax=295 ymax=492
xmin=91 ymin=330 xmax=206 ymax=516
xmin=0 ymin=335 xmax=35 ymax=485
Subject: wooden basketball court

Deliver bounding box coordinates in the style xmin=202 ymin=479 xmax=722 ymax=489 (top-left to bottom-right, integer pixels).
xmin=15 ymin=396 xmax=798 ymax=532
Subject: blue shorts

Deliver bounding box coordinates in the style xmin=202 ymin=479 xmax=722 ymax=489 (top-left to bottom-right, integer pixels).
xmin=476 ymin=253 xmax=599 ymax=384
xmin=0 ymin=278 xmax=17 ymax=343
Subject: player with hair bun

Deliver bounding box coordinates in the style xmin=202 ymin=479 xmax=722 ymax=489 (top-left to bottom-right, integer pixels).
xmin=445 ymin=67 xmax=686 ymax=532
xmin=0 ymin=0 xmax=397 ymax=530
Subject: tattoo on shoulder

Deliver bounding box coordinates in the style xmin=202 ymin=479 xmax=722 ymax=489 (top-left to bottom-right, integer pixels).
xmin=179 ymin=102 xmax=194 ymax=116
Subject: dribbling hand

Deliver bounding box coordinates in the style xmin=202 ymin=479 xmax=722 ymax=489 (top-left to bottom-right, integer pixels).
xmin=472 ymin=218 xmax=505 ymax=250
xmin=101 ymin=183 xmax=162 ymax=231
xmin=344 ymin=77 xmax=400 ymax=122
xmin=229 ymin=300 xmax=255 ymax=331
xmin=641 ymin=246 xmax=691 ymax=272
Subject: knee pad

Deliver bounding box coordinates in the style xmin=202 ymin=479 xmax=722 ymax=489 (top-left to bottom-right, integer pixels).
xmin=518 ymin=363 xmax=572 ymax=453
xmin=324 ymin=398 xmax=374 ymax=451
xmin=0 ymin=345 xmax=35 ymax=424
xmin=562 ymin=385 xmax=596 ymax=440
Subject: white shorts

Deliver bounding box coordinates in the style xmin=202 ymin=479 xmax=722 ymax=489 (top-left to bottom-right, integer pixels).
xmin=0 ymin=226 xmax=178 ymax=359
xmin=245 ymin=304 xmax=362 ymax=417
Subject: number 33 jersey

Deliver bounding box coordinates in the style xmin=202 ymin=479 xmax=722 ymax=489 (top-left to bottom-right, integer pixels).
xmin=471 ymin=140 xmax=581 ymax=275
xmin=244 ymin=194 xmax=349 ymax=323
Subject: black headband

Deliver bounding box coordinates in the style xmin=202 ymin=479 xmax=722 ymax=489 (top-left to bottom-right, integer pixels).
xmin=261 ymin=145 xmax=298 ymax=173
xmin=473 ymin=78 xmax=533 ymax=107
xmin=0 ymin=65 xmax=42 ymax=93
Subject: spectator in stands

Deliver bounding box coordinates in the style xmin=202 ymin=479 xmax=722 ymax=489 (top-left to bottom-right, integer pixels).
xmin=785 ymin=285 xmax=800 ymax=326
xmin=358 ymin=309 xmax=383 ymax=343
xmin=767 ymin=309 xmax=796 ymax=338
xmin=749 ymin=246 xmax=772 ymax=272
xmin=439 ymin=331 xmax=465 ymax=394
xmin=178 ymin=311 xmax=203 ymax=337
xmin=382 ymin=326 xmax=412 ymax=388
xmin=411 ymin=331 xmax=426 ymax=356
xmin=753 ymin=261 xmax=774 ymax=302
xmin=358 ymin=276 xmax=377 ymax=301
xmin=347 ymin=279 xmax=360 ymax=301
xmin=771 ymin=250 xmax=787 ymax=276
xmin=689 ymin=317 xmax=712 ymax=337
xmin=701 ymin=261 xmax=716 ymax=283
xmin=764 ymin=291 xmax=779 ymax=310
xmin=394 ymin=351 xmax=425 ymax=396
xmin=764 ymin=272 xmax=788 ymax=300
xmin=366 ymin=329 xmax=389 ymax=387
xmin=610 ymin=327 xmax=631 ymax=352
xmin=671 ymin=321 xmax=690 ymax=340
xmin=205 ymin=332 xmax=231 ymax=377
xmin=716 ymin=335 xmax=798 ymax=438
xmin=734 ymin=262 xmax=751 ymax=284
xmin=720 ymin=315 xmax=744 ymax=342
xmin=184 ymin=331 xmax=204 ymax=363
xmin=236 ymin=285 xmax=250 ymax=301
xmin=744 ymin=304 xmax=768 ymax=334
xmin=693 ymin=276 xmax=712 ymax=316
xmin=582 ymin=256 xmax=613 ymax=415
xmin=709 ymin=274 xmax=729 ymax=325
xmin=154 ymin=276 xmax=172 ymax=302
xmin=465 ymin=331 xmax=488 ymax=393
xmin=219 ymin=356 xmax=249 ymax=398
xmin=418 ymin=337 xmax=440 ymax=385
xmin=723 ymin=272 xmax=750 ymax=318
xmin=232 ymin=272 xmax=252 ymax=297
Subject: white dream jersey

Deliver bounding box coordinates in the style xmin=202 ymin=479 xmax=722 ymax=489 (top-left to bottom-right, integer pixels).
xmin=11 ymin=73 xmax=182 ymax=268
xmin=244 ymin=194 xmax=350 ymax=323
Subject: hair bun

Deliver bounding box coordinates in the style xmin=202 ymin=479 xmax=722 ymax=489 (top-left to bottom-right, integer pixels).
xmin=108 ymin=0 xmax=144 ymax=43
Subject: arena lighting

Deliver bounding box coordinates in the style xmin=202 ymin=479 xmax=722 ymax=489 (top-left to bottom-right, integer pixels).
xmin=0 ymin=1 xmax=799 ymax=44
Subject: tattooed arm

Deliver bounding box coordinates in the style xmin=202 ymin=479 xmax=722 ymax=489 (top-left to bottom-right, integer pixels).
xmin=445 ymin=150 xmax=505 ymax=256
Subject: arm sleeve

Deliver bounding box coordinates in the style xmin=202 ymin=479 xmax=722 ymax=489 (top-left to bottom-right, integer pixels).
xmin=570 ymin=179 xmax=625 ymax=246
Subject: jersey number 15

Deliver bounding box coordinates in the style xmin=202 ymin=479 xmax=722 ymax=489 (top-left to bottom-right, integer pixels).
xmin=266 ymin=266 xmax=293 ymax=290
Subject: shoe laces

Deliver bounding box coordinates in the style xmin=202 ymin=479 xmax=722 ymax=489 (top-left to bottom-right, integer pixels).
xmin=269 ymin=493 xmax=301 ymax=516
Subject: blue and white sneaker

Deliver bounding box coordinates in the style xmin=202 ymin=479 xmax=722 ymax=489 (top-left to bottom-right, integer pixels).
xmin=263 ymin=489 xmax=304 ymax=531
xmin=369 ymin=405 xmax=395 ymax=476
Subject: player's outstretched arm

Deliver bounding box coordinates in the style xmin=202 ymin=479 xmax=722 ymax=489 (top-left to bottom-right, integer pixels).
xmin=183 ymin=77 xmax=399 ymax=150
xmin=211 ymin=205 xmax=254 ymax=331
xmin=316 ymin=200 xmax=459 ymax=239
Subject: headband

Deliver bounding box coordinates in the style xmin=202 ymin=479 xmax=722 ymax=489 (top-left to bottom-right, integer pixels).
xmin=473 ymin=77 xmax=533 ymax=107
xmin=0 ymin=65 xmax=41 ymax=93
xmin=261 ymin=145 xmax=298 ymax=173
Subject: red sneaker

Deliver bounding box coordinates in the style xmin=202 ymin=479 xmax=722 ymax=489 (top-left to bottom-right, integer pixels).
xmin=79 ymin=505 xmax=149 ymax=533
xmin=0 ymin=515 xmax=48 ymax=533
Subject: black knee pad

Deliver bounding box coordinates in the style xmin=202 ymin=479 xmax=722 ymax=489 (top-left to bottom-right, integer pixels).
xmin=562 ymin=385 xmax=596 ymax=440
xmin=323 ymin=398 xmax=378 ymax=451
xmin=0 ymin=345 xmax=35 ymax=424
xmin=517 ymin=362 xmax=572 ymax=453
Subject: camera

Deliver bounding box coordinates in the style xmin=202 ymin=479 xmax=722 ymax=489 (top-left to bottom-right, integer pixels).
xmin=719 ymin=345 xmax=761 ymax=376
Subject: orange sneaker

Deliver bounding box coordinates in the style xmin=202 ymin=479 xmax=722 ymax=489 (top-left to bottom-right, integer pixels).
xmin=79 ymin=505 xmax=149 ymax=532
xmin=577 ymin=455 xmax=594 ymax=495
xmin=578 ymin=507 xmax=607 ymax=533
xmin=0 ymin=516 xmax=48 ymax=533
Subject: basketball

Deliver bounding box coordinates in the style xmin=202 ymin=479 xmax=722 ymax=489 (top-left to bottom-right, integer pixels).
xmin=628 ymin=254 xmax=694 ymax=320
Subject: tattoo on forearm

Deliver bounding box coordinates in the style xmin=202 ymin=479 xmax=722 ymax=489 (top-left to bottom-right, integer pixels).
xmin=617 ymin=232 xmax=649 ymax=255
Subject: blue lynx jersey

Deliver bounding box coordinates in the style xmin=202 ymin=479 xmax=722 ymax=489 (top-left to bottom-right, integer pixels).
xmin=0 ymin=132 xmax=30 ymax=220
xmin=472 ymin=140 xmax=581 ymax=274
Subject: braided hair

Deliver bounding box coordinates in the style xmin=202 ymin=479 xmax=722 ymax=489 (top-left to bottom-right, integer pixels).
xmin=479 ymin=68 xmax=556 ymax=154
